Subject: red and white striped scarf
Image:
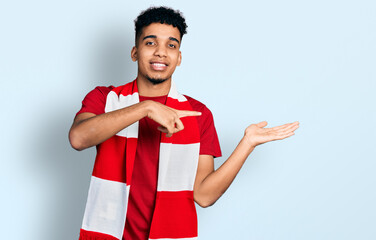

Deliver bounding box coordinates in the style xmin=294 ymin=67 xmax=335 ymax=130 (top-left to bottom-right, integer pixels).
xmin=79 ymin=79 xmax=200 ymax=240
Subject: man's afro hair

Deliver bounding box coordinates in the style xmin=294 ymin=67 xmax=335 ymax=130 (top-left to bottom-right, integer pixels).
xmin=134 ymin=6 xmax=188 ymax=44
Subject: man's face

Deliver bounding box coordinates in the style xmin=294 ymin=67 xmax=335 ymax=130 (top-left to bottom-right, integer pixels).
xmin=131 ymin=23 xmax=182 ymax=85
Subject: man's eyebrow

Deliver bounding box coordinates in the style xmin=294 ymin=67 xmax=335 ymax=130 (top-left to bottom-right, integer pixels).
xmin=142 ymin=35 xmax=180 ymax=44
xmin=142 ymin=35 xmax=157 ymax=40
xmin=169 ymin=37 xmax=180 ymax=44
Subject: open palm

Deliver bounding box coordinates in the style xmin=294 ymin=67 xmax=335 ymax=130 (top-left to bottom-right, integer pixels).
xmin=244 ymin=121 xmax=300 ymax=148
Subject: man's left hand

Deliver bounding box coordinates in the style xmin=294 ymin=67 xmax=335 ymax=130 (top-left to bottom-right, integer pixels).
xmin=244 ymin=121 xmax=300 ymax=148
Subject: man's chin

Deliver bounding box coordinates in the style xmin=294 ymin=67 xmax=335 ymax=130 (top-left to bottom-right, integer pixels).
xmin=146 ymin=77 xmax=168 ymax=85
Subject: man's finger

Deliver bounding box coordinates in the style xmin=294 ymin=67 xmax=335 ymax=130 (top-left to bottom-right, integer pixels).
xmin=270 ymin=123 xmax=292 ymax=131
xmin=175 ymin=118 xmax=184 ymax=132
xmin=256 ymin=121 xmax=268 ymax=128
xmin=271 ymin=121 xmax=299 ymax=131
xmin=157 ymin=125 xmax=174 ymax=134
xmin=177 ymin=110 xmax=202 ymax=118
xmin=278 ymin=124 xmax=299 ymax=135
xmin=157 ymin=126 xmax=168 ymax=133
xmin=275 ymin=122 xmax=299 ymax=133
xmin=275 ymin=131 xmax=295 ymax=140
xmin=157 ymin=126 xmax=174 ymax=137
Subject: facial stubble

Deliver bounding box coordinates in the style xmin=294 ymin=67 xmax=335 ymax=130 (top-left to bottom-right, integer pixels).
xmin=146 ymin=76 xmax=168 ymax=85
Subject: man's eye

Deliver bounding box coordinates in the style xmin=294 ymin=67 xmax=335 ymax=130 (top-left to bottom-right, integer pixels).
xmin=168 ymin=44 xmax=176 ymax=48
xmin=146 ymin=42 xmax=155 ymax=46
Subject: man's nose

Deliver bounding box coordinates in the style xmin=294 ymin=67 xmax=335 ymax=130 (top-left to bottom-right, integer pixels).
xmin=154 ymin=45 xmax=167 ymax=58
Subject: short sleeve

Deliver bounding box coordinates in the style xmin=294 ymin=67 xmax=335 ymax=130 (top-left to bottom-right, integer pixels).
xmin=185 ymin=95 xmax=222 ymax=158
xmin=75 ymin=86 xmax=114 ymax=117
xmin=198 ymin=107 xmax=222 ymax=158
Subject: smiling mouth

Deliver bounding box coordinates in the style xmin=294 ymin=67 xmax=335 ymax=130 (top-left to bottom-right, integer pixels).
xmin=150 ymin=62 xmax=168 ymax=70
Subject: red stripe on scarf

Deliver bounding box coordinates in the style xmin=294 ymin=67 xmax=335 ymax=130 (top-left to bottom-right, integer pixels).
xmin=79 ymin=229 xmax=119 ymax=240
xmin=148 ymin=191 xmax=197 ymax=239
xmin=93 ymin=136 xmax=137 ymax=184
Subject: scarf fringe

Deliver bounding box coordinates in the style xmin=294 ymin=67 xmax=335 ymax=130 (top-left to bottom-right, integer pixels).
xmin=79 ymin=229 xmax=119 ymax=240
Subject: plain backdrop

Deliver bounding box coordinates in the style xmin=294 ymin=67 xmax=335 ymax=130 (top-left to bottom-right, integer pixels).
xmin=1 ymin=0 xmax=375 ymax=239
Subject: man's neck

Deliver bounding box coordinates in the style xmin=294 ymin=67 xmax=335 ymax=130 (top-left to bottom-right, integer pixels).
xmin=136 ymin=77 xmax=171 ymax=97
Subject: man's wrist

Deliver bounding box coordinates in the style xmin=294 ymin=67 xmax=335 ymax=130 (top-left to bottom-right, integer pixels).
xmin=242 ymin=135 xmax=257 ymax=151
xmin=141 ymin=100 xmax=154 ymax=118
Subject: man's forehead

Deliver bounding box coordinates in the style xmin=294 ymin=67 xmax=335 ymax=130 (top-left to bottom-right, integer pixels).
xmin=141 ymin=23 xmax=181 ymax=41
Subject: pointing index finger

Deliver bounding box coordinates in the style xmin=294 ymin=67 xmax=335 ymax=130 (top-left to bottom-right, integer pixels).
xmin=177 ymin=110 xmax=202 ymax=118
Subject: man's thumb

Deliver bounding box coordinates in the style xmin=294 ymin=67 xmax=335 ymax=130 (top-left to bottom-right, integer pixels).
xmin=257 ymin=121 xmax=268 ymax=128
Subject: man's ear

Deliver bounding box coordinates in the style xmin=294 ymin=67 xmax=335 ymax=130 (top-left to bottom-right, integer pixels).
xmin=177 ymin=51 xmax=182 ymax=66
xmin=131 ymin=46 xmax=138 ymax=62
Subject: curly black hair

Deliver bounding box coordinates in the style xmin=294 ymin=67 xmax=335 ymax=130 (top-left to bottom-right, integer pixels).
xmin=134 ymin=6 xmax=188 ymax=45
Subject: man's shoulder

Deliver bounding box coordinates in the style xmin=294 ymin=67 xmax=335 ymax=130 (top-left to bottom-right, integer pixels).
xmin=90 ymin=85 xmax=116 ymax=95
xmin=183 ymin=95 xmax=213 ymax=117
xmin=77 ymin=85 xmax=116 ymax=116
xmin=184 ymin=95 xmax=207 ymax=110
xmin=83 ymin=85 xmax=116 ymax=101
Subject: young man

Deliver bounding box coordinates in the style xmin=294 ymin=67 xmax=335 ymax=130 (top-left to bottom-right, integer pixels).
xmin=69 ymin=6 xmax=299 ymax=240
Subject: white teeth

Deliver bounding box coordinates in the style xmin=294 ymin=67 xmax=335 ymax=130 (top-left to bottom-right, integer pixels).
xmin=152 ymin=63 xmax=166 ymax=67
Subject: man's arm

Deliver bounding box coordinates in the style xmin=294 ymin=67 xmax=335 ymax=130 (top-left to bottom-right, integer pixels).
xmin=193 ymin=121 xmax=299 ymax=207
xmin=69 ymin=100 xmax=201 ymax=151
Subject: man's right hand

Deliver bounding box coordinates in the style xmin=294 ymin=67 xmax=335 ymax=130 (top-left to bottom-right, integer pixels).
xmin=145 ymin=100 xmax=201 ymax=137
